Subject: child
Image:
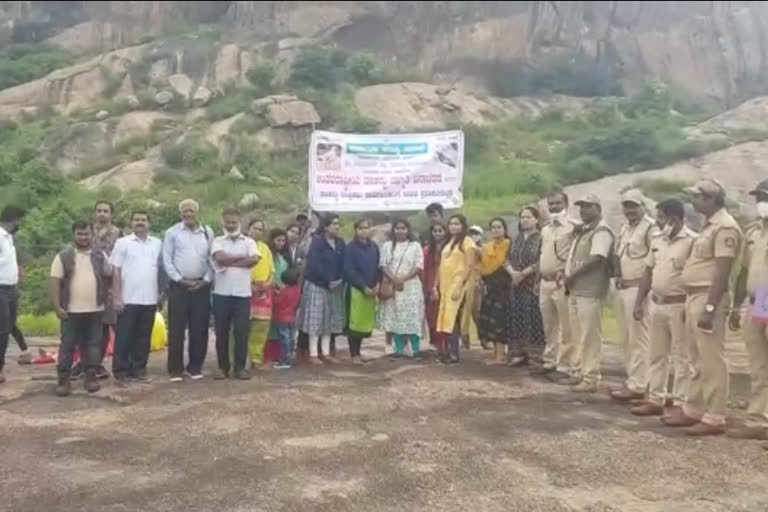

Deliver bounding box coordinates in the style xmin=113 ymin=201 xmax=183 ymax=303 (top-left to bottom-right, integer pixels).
xmin=273 ymin=267 xmax=301 ymax=369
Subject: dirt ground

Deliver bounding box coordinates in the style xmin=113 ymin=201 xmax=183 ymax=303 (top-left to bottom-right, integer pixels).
xmin=1 ymin=336 xmax=767 ymax=512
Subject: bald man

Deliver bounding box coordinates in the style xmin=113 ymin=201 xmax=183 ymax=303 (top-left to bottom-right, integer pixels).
xmin=162 ymin=199 xmax=214 ymax=382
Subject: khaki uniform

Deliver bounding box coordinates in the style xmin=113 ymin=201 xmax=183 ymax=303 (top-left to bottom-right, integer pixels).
xmin=681 ymin=208 xmax=742 ymax=426
xmin=645 ymin=227 xmax=696 ymax=407
xmin=614 ymin=216 xmax=657 ymax=392
xmin=741 ymin=221 xmax=768 ymax=428
xmin=565 ymin=219 xmax=614 ymax=386
xmin=539 ymin=217 xmax=579 ymax=370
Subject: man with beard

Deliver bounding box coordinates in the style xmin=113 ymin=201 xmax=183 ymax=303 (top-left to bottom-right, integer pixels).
xmin=211 ymin=208 xmax=259 ymax=380
xmin=50 ymin=220 xmax=112 ymax=396
xmin=0 ymin=205 xmax=25 ymax=384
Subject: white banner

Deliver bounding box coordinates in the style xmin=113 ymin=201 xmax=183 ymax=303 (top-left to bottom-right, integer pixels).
xmin=308 ymin=130 xmax=464 ymax=212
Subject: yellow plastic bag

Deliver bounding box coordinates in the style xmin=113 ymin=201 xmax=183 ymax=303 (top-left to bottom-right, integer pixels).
xmin=150 ymin=312 xmax=167 ymax=351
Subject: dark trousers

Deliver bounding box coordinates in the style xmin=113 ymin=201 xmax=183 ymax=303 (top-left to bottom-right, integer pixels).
xmin=0 ymin=285 xmax=18 ymax=372
xmin=113 ymin=305 xmax=157 ymax=378
xmin=12 ymin=325 xmax=26 ymax=351
xmin=58 ymin=312 xmax=102 ymax=376
xmin=167 ymin=282 xmax=210 ymax=375
xmin=348 ymin=334 xmax=363 ymax=358
xmin=213 ymin=295 xmax=250 ymax=373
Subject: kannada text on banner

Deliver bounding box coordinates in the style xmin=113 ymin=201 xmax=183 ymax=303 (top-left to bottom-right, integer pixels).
xmin=308 ymin=130 xmax=464 ymax=212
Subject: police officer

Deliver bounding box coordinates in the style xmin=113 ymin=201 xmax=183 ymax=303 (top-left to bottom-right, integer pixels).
xmin=565 ymin=194 xmax=615 ymax=393
xmin=611 ymin=189 xmax=657 ymax=402
xmin=664 ymin=178 xmax=741 ymax=436
xmin=630 ymin=198 xmax=695 ymax=417
xmin=728 ymin=178 xmax=768 ymax=441
xmin=535 ymin=190 xmax=579 ymax=380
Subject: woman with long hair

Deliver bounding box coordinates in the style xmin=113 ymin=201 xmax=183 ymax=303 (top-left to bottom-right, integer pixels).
xmin=423 ymin=222 xmax=448 ymax=355
xmin=268 ymin=228 xmax=292 ymax=289
xmin=506 ymin=206 xmax=545 ymax=366
xmin=435 ymin=214 xmax=477 ymax=363
xmin=378 ymin=219 xmax=425 ymax=359
xmin=247 ymin=219 xmax=275 ymax=368
xmin=478 ymin=217 xmax=513 ymax=365
xmin=286 ymin=223 xmax=302 ymax=269
xmin=296 ymin=213 xmax=346 ymax=364
xmin=343 ymin=219 xmax=380 ymax=364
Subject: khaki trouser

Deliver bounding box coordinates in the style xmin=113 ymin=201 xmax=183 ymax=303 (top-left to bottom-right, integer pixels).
xmin=743 ymin=309 xmax=768 ymax=428
xmin=682 ymin=293 xmax=729 ymax=426
xmin=647 ymin=301 xmax=692 ymax=406
xmin=540 ymin=280 xmax=578 ymax=370
xmin=614 ymin=286 xmax=649 ymax=392
xmin=569 ymin=295 xmax=602 ymax=385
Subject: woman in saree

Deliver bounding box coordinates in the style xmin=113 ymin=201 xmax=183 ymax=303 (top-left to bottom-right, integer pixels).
xmin=247 ymin=219 xmax=275 ymax=368
xmin=506 ymin=206 xmax=545 ymax=367
xmin=435 ymin=214 xmax=477 ymax=364
xmin=478 ymin=217 xmax=513 ymax=365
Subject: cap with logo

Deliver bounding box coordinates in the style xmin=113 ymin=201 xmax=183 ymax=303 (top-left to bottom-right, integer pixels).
xmin=620 ymin=188 xmax=645 ymax=206
xmin=683 ymin=178 xmax=725 ymax=197
xmin=574 ymin=193 xmax=602 ymax=207
xmin=469 ymin=225 xmax=484 ymax=236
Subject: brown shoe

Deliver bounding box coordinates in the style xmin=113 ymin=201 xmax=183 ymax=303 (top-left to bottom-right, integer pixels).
xmin=631 ymin=402 xmax=664 ymax=417
xmin=685 ymin=422 xmax=725 ymax=437
xmin=726 ymin=426 xmax=768 ymax=440
xmin=610 ymin=388 xmax=645 ymax=402
xmin=662 ymin=408 xmax=699 ymax=427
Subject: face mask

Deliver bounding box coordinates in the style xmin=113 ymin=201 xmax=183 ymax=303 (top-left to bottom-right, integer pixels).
xmin=757 ymin=202 xmax=768 ymax=219
xmin=471 ymin=234 xmax=483 ymax=244
xmin=549 ymin=210 xmax=566 ymax=223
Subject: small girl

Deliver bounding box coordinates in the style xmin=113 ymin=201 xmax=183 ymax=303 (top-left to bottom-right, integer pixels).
xmin=273 ymin=268 xmax=301 ymax=369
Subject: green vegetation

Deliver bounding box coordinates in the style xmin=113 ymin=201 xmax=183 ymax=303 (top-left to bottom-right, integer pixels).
xmin=0 ymin=43 xmax=75 ymax=91
xmin=17 ymin=312 xmax=60 ymax=337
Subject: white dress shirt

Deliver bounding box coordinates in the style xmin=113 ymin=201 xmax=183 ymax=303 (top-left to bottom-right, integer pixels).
xmin=0 ymin=226 xmax=18 ymax=286
xmin=212 ymin=233 xmax=259 ymax=297
xmin=110 ymin=233 xmax=163 ymax=305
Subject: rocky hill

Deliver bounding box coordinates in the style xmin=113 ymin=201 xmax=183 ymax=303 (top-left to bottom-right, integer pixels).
xmin=3 ymin=1 xmax=768 ymax=105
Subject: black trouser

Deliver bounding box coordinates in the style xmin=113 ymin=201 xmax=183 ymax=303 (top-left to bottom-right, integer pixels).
xmin=58 ymin=312 xmax=102 ymax=377
xmin=167 ymin=282 xmax=210 ymax=376
xmin=12 ymin=325 xmax=27 ymax=351
xmin=113 ymin=304 xmax=157 ymax=378
xmin=0 ymin=285 xmax=18 ymax=372
xmin=212 ymin=295 xmax=250 ymax=374
xmin=348 ymin=334 xmax=363 ymax=358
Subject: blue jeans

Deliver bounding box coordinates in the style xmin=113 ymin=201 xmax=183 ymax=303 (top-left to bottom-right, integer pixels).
xmin=275 ymin=324 xmax=296 ymax=365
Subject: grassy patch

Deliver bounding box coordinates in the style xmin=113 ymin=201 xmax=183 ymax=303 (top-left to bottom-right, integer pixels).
xmin=0 ymin=43 xmax=75 ymax=91
xmin=17 ymin=312 xmax=60 ymax=337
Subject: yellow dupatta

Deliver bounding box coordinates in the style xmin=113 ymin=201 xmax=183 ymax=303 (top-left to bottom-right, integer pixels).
xmin=480 ymin=238 xmax=511 ymax=276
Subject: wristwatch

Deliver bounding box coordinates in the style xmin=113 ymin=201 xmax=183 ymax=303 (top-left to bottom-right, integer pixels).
xmin=705 ymin=304 xmax=715 ymax=313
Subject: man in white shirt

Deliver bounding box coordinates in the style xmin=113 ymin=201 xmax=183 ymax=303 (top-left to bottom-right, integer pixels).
xmin=0 ymin=205 xmax=25 ymax=384
xmin=110 ymin=211 xmax=164 ymax=387
xmin=212 ymin=208 xmax=260 ymax=380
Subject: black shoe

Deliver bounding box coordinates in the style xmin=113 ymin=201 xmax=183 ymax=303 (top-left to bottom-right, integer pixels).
xmin=84 ymin=371 xmax=101 ymax=393
xmin=214 ymin=368 xmax=229 ymax=380
xmin=411 ymin=352 xmax=423 ymax=362
xmin=131 ymin=371 xmax=153 ymax=384
xmin=234 ymin=369 xmax=252 ymax=380
xmin=115 ymin=377 xmax=130 ymax=388
xmin=389 ymin=353 xmax=404 ymax=361
xmin=70 ymin=363 xmax=83 ymax=381
xmin=95 ymin=366 xmax=110 ymax=380
xmin=56 ymin=378 xmax=72 ymax=397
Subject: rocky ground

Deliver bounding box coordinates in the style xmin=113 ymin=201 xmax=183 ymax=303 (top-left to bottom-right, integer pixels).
xmin=1 ymin=335 xmax=766 ymax=512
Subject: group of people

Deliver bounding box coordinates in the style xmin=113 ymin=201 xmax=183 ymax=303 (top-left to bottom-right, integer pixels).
xmin=1 ymin=176 xmax=768 ymax=446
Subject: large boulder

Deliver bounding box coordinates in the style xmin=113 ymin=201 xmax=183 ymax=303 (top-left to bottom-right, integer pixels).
xmin=155 ymin=91 xmax=174 ymax=106
xmin=113 ymin=111 xmax=176 ymax=146
xmin=250 ymin=94 xmax=299 ymax=115
xmin=265 ymin=100 xmax=321 ymax=127
xmin=168 ymin=74 xmax=194 ymax=101
xmin=239 ymin=192 xmax=261 ymax=210
xmin=192 ymin=87 xmax=213 ymax=107
xmin=79 ymin=158 xmax=159 ymax=191
xmin=43 ymin=122 xmax=112 ymax=175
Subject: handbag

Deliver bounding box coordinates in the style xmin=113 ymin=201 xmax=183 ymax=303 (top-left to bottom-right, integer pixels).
xmin=378 ymin=243 xmax=407 ymax=301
